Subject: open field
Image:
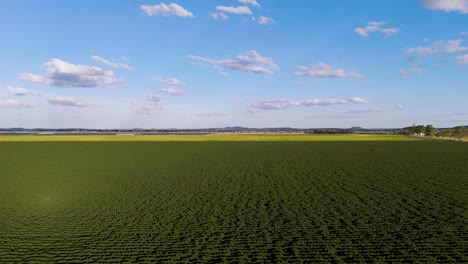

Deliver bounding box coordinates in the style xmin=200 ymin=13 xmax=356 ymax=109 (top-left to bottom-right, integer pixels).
xmin=0 ymin=141 xmax=467 ymax=262
xmin=0 ymin=134 xmax=424 ymax=142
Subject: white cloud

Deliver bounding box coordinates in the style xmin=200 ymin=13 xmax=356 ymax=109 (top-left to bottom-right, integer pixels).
xmin=6 ymin=85 xmax=36 ymax=96
xmin=153 ymin=76 xmax=183 ymax=86
xmin=188 ymin=50 xmax=278 ymax=74
xmin=254 ymin=16 xmax=275 ymax=25
xmin=216 ymin=6 xmax=252 ymax=15
xmin=248 ymin=97 xmax=368 ymax=112
xmin=421 ymin=0 xmax=468 ymax=14
xmin=48 ymin=97 xmax=88 ymax=107
xmin=19 ymin=59 xmax=120 ymax=87
xmin=294 ymin=62 xmax=364 ymax=79
xmin=239 ymin=0 xmax=261 ymax=8
xmin=160 ymin=87 xmax=185 ymax=96
xmin=345 ymin=109 xmax=383 ymax=114
xmin=355 ymin=21 xmax=399 ymax=37
xmin=398 ymin=67 xmax=424 ymax=77
xmin=91 ymin=55 xmax=135 ymax=71
xmin=349 ymin=97 xmax=369 ymax=104
xmin=455 ymin=54 xmax=468 ymax=64
xmin=407 ymin=39 xmax=468 ymax=55
xmin=144 ymin=94 xmax=162 ymax=102
xmin=210 ymin=12 xmax=229 ymax=20
xmin=140 ymin=2 xmax=194 ymax=17
xmin=302 ymin=98 xmax=348 ymax=106
xmin=395 ymin=105 xmax=404 ymax=110
xmin=195 ymin=112 xmax=225 ymax=117
xmin=0 ymin=98 xmax=33 ymax=108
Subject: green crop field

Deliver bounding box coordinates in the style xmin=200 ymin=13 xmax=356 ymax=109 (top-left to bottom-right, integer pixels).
xmin=0 ymin=140 xmax=467 ymax=262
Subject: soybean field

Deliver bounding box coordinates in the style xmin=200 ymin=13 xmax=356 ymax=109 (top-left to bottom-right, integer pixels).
xmin=0 ymin=140 xmax=467 ymax=262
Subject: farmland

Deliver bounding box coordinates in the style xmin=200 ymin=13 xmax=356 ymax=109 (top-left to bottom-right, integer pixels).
xmin=0 ymin=140 xmax=467 ymax=262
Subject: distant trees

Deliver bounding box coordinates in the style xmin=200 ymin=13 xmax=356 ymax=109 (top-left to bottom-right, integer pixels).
xmin=425 ymin=125 xmax=437 ymax=137
xmin=455 ymin=126 xmax=466 ymax=141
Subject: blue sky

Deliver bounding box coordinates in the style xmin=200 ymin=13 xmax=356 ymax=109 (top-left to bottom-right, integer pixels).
xmin=0 ymin=0 xmax=467 ymax=129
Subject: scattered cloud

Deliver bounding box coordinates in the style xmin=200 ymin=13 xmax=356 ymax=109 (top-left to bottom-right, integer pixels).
xmin=407 ymin=39 xmax=468 ymax=55
xmin=91 ymin=55 xmax=135 ymax=71
xmin=253 ymin=16 xmax=275 ymax=25
xmin=398 ymin=67 xmax=424 ymax=77
xmin=144 ymin=94 xmax=162 ymax=102
xmin=216 ymin=6 xmax=252 ymax=15
xmin=160 ymin=87 xmax=185 ymax=96
xmin=301 ymin=98 xmax=348 ymax=106
xmin=421 ymin=0 xmax=468 ymax=14
xmin=210 ymin=12 xmax=228 ymax=20
xmin=248 ymin=97 xmax=368 ymax=112
xmin=140 ymin=2 xmax=194 ymax=17
xmin=455 ymin=54 xmax=468 ymax=64
xmin=48 ymin=97 xmax=88 ymax=107
xmin=248 ymin=99 xmax=301 ymax=112
xmin=153 ymin=76 xmax=183 ymax=86
xmin=195 ymin=112 xmax=225 ymax=117
xmin=6 ymin=85 xmax=37 ymax=96
xmin=0 ymin=98 xmax=33 ymax=108
xmin=188 ymin=50 xmax=278 ymax=74
xmin=239 ymin=0 xmax=261 ymax=8
xmin=294 ymin=62 xmax=364 ymax=79
xmin=355 ymin=21 xmax=399 ymax=37
xmin=349 ymin=97 xmax=369 ymax=104
xmin=19 ymin=59 xmax=120 ymax=87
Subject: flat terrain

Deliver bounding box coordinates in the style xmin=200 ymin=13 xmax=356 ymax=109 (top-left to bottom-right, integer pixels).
xmin=0 ymin=134 xmax=422 ymax=142
xmin=0 ymin=140 xmax=467 ymax=262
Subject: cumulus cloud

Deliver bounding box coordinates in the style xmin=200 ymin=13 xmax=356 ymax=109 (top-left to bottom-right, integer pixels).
xmin=195 ymin=112 xmax=225 ymax=117
xmin=355 ymin=21 xmax=399 ymax=37
xmin=188 ymin=50 xmax=278 ymax=74
xmin=210 ymin=12 xmax=229 ymax=20
xmin=6 ymin=85 xmax=36 ymax=96
xmin=19 ymin=59 xmax=120 ymax=87
xmin=239 ymin=0 xmax=261 ymax=8
xmin=349 ymin=97 xmax=369 ymax=104
xmin=216 ymin=5 xmax=252 ymax=15
xmin=0 ymin=98 xmax=33 ymax=108
xmin=48 ymin=97 xmax=88 ymax=107
xmin=153 ymin=76 xmax=183 ymax=86
xmin=302 ymin=98 xmax=349 ymax=106
xmin=140 ymin=2 xmax=194 ymax=17
xmin=294 ymin=62 xmax=364 ymax=79
xmin=407 ymin=39 xmax=468 ymax=55
xmin=160 ymin=87 xmax=185 ymax=96
xmin=91 ymin=55 xmax=135 ymax=71
xmin=398 ymin=67 xmax=424 ymax=77
xmin=248 ymin=99 xmax=301 ymax=112
xmin=144 ymin=94 xmax=162 ymax=102
xmin=421 ymin=0 xmax=468 ymax=14
xmin=248 ymin=97 xmax=368 ymax=112
xmin=253 ymin=16 xmax=275 ymax=25
xmin=455 ymin=54 xmax=468 ymax=64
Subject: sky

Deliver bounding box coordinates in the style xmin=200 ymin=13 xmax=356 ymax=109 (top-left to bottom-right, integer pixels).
xmin=0 ymin=0 xmax=467 ymax=129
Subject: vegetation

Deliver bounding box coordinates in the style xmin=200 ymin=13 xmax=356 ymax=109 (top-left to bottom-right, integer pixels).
xmin=0 ymin=134 xmax=422 ymax=142
xmin=0 ymin=141 xmax=467 ymax=262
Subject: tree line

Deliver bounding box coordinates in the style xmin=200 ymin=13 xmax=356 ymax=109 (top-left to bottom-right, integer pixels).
xmin=408 ymin=124 xmax=467 ymax=140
